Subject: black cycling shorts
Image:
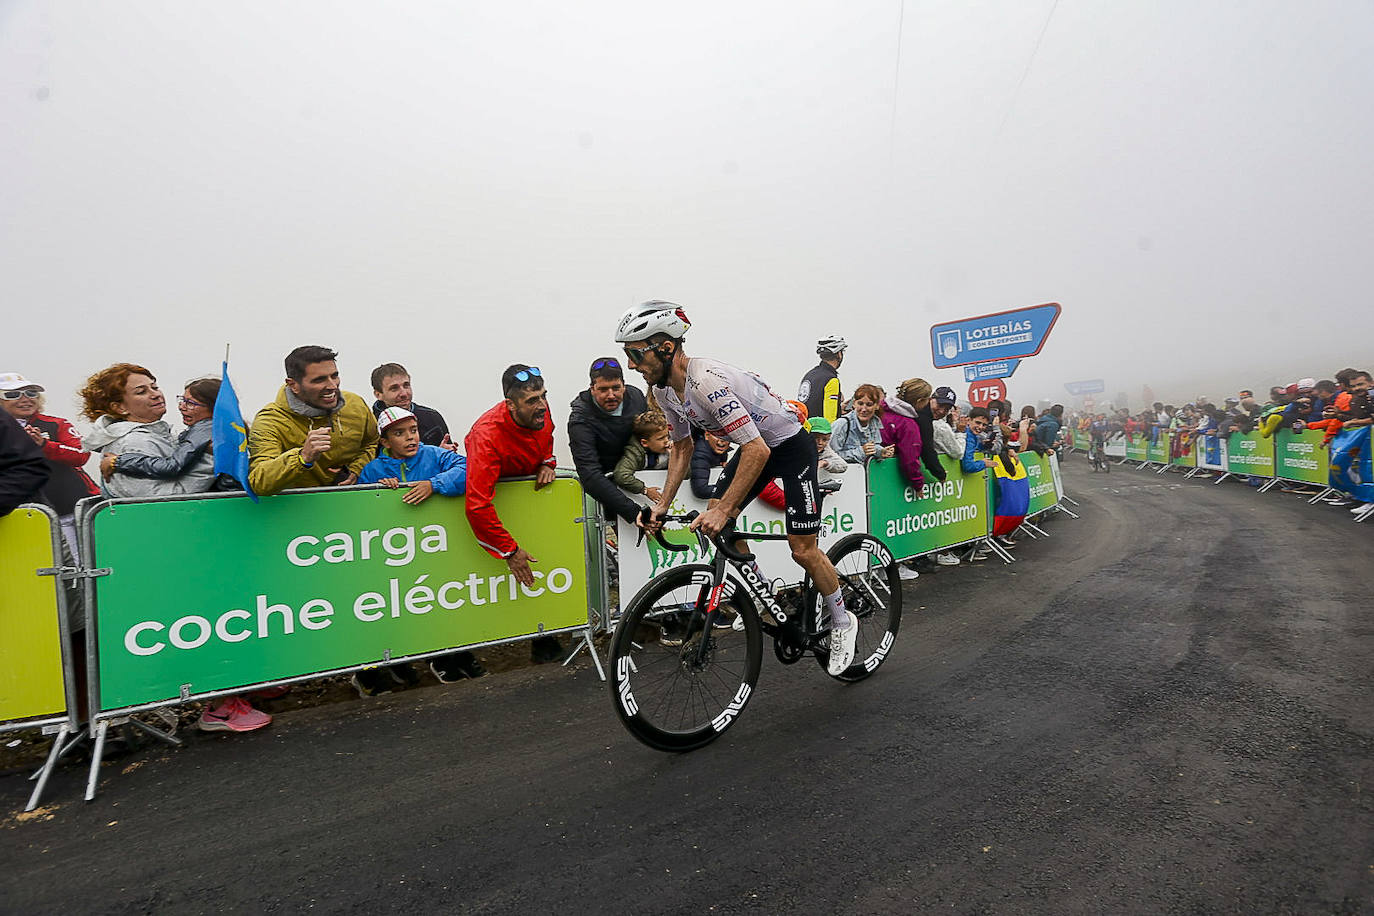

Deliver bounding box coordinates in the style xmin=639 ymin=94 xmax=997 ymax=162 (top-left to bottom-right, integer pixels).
xmin=711 ymin=429 xmax=822 ymax=535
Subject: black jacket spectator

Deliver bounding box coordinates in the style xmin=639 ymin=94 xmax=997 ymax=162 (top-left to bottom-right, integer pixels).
xmin=371 ymin=400 xmax=449 ymax=448
xmin=691 ymin=433 xmax=730 ymax=499
xmin=914 ymin=404 xmax=948 ymax=483
xmin=567 ymin=385 xmax=649 ymax=523
xmin=0 ymin=411 xmax=51 ymax=516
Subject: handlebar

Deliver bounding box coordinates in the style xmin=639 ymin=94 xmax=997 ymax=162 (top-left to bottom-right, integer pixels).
xmin=635 ymin=506 xmax=781 ymax=564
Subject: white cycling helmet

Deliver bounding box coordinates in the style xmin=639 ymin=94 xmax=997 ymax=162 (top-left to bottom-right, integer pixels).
xmin=817 ymin=335 xmax=847 ymax=355
xmin=614 ymin=300 xmax=691 ymax=343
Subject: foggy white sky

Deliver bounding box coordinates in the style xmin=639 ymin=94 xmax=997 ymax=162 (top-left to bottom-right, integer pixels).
xmin=3 ymin=0 xmax=1371 ymax=455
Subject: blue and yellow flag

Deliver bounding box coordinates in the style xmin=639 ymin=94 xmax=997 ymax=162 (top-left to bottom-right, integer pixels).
xmin=212 ymin=360 xmax=258 ymax=501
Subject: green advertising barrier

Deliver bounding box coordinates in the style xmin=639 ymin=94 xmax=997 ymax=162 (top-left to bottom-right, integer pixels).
xmin=867 ymin=456 xmax=989 ymax=560
xmin=89 ymin=480 xmax=590 ymax=713
xmin=1169 ymin=434 xmax=1197 ymax=468
xmin=1226 ymin=432 xmax=1275 ymax=477
xmin=1124 ymin=433 xmax=1148 ymax=463
xmin=1274 ymin=428 xmax=1330 ymax=485
xmin=1147 ymin=434 xmax=1169 ymax=465
xmin=1023 ymin=451 xmax=1062 ymax=516
xmin=0 ymin=506 xmax=72 ymax=730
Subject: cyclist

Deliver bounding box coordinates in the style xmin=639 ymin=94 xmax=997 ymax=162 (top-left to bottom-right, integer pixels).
xmin=798 ymin=335 xmax=846 ymax=424
xmin=614 ymin=301 xmax=858 ymax=675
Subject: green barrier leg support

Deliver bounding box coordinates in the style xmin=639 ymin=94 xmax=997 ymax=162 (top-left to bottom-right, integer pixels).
xmin=127 ymin=716 xmax=182 ymax=748
xmin=1305 ymin=487 xmax=1335 ymax=505
xmin=1053 ymin=503 xmax=1080 ymax=520
xmin=25 ymin=723 xmax=71 ymax=812
xmin=1213 ymin=473 xmax=1231 ymax=485
xmin=984 ymin=538 xmax=1015 ymax=564
xmin=1257 ymin=478 xmax=1281 ymax=493
xmin=85 ymin=720 xmax=109 ymax=802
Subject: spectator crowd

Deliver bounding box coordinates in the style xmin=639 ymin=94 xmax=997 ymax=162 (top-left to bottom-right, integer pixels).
xmin=10 ymin=316 xmax=1356 ymax=739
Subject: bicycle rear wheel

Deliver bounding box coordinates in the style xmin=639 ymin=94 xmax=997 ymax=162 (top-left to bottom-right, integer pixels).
xmin=815 ymin=534 xmax=902 ymax=682
xmin=609 ymin=564 xmax=763 ymax=751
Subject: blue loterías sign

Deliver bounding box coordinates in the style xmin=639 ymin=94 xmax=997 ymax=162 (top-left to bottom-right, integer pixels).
xmin=930 ymin=302 xmax=1061 ymax=369
xmin=962 ymin=359 xmax=1021 ymax=382
xmin=1064 ymin=379 xmax=1106 ymax=396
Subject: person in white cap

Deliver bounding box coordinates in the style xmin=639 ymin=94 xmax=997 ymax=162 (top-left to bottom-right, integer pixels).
xmin=356 ymin=407 xmax=483 ymax=690
xmin=0 ymin=371 xmax=99 ymax=555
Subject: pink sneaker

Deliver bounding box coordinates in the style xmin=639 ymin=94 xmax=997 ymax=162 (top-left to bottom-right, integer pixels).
xmin=198 ymin=697 xmax=272 ymax=733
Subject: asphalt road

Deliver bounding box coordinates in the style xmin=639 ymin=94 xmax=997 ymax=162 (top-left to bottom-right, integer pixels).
xmin=3 ymin=458 xmax=1371 ymax=914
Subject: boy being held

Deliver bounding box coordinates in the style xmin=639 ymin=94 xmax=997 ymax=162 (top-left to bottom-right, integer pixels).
xmin=357 ymin=408 xmax=483 ymax=688
xmin=613 ymin=410 xmax=672 ymax=503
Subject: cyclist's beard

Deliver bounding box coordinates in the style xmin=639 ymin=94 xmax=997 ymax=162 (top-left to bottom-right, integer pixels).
xmin=645 ymin=352 xmax=670 ymax=388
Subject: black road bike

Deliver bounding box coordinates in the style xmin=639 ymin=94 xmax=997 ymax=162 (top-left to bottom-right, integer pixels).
xmin=1090 ymin=438 xmax=1110 ymax=472
xmin=609 ymin=510 xmax=902 ymax=751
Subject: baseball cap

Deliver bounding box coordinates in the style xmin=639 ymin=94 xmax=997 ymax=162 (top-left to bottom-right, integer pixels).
xmin=805 ymin=416 xmax=833 ymax=435
xmin=932 ymin=386 xmax=957 ymax=406
xmin=376 ymin=406 xmax=416 ymax=433
xmin=1283 ymin=384 xmax=1299 ymax=396
xmin=0 ymin=372 xmax=44 ymax=392
xmin=1297 ymin=377 xmax=1315 ymax=390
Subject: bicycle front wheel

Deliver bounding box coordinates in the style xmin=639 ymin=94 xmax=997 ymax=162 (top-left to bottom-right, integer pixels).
xmin=609 ymin=564 xmax=763 ymax=751
xmin=816 ymin=534 xmax=902 ymax=682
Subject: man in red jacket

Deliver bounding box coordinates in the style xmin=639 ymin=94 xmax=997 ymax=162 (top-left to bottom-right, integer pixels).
xmin=464 ymin=363 xmax=563 ymax=662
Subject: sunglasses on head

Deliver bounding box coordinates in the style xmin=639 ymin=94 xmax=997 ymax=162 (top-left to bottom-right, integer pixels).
xmin=513 ymin=367 xmax=542 ymax=383
xmin=591 ymin=358 xmax=620 ymax=371
xmin=2 ymin=387 xmax=41 ymax=400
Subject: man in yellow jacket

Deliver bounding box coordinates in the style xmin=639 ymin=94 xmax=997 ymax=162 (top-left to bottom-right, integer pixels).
xmin=248 ymin=345 xmax=380 ymax=496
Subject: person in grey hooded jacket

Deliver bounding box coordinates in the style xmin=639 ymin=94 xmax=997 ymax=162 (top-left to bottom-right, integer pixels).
xmin=79 ymin=364 xmax=215 ymax=498
xmin=101 ymin=377 xmax=219 ymax=492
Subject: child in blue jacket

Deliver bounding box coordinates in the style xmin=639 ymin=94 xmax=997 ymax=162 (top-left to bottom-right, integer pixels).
xmin=360 ymin=406 xmax=467 ymax=500
xmin=356 ymin=407 xmax=479 ymax=689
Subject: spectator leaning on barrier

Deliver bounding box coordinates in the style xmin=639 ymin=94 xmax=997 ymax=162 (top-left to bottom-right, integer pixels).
xmin=962 ymin=408 xmax=997 ymax=475
xmin=0 ymin=409 xmax=50 ymax=516
xmin=907 ymin=379 xmax=950 ymax=486
xmin=831 ymin=382 xmax=892 ymax=465
xmin=370 ymin=362 xmax=454 ymax=449
xmin=690 ymin=430 xmax=732 ymax=500
xmin=798 ymin=335 xmax=846 ymax=424
xmin=464 ymin=363 xmax=563 ymax=664
xmin=102 ymin=376 xmax=220 ymax=494
xmin=0 ymin=372 xmax=98 ymax=553
xmin=81 ymin=363 xmax=214 ymax=498
xmin=929 ymin=388 xmax=963 ymax=461
xmin=1034 ymin=405 xmax=1063 ymax=454
xmin=248 ymin=346 xmax=379 ymax=497
xmin=355 ymin=407 xmax=482 ymax=690
xmin=567 ymin=357 xmax=649 ymax=527
xmin=880 ymin=380 xmax=926 ymax=492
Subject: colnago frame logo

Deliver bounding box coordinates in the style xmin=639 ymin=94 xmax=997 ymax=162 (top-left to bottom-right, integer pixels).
xmin=734 ymin=560 xmax=787 ymax=623
xmin=711 ymin=683 xmax=753 ymax=732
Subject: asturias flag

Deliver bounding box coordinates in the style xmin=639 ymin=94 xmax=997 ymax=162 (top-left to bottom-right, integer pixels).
xmin=213 ymin=361 xmax=258 ymax=502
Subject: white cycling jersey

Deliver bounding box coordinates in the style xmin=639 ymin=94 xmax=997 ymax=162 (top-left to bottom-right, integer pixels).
xmin=655 ymin=357 xmax=803 ymax=448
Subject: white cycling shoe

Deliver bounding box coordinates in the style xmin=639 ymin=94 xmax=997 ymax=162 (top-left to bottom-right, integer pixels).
xmin=827 ymin=612 xmax=858 ymax=676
